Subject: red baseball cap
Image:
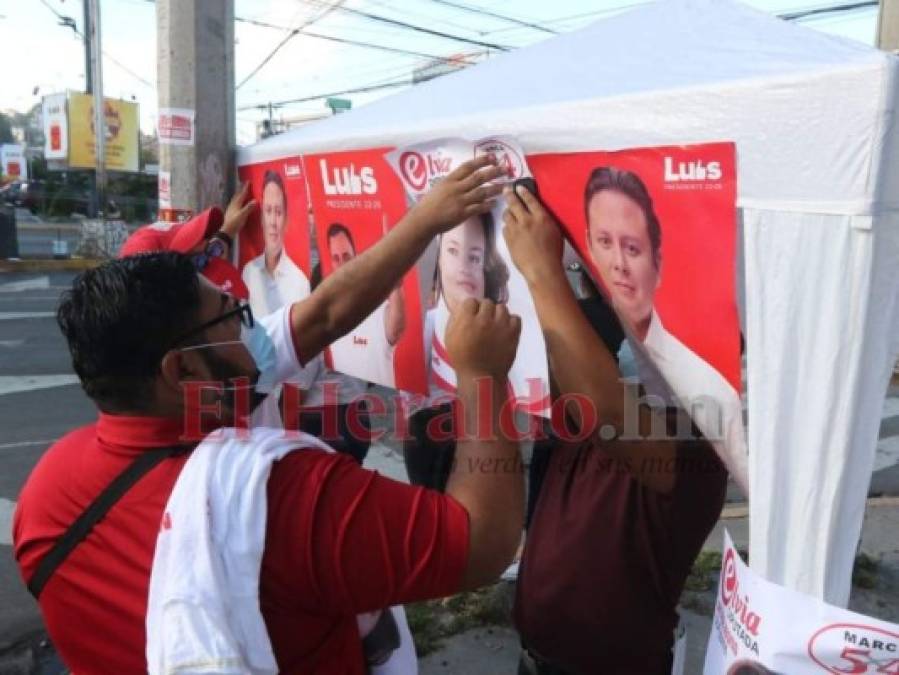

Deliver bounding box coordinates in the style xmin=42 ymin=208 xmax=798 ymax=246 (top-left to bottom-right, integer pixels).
xmin=119 ymin=207 xmax=224 ymax=257
xmin=118 ymin=206 xmax=248 ymax=301
xmin=201 ymin=256 xmax=249 ymax=301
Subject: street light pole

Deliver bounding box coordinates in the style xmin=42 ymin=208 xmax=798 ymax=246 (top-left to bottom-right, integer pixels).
xmin=83 ymin=0 xmax=93 ymax=95
xmin=877 ymin=0 xmax=899 ymax=52
xmin=87 ymin=0 xmax=105 ymax=219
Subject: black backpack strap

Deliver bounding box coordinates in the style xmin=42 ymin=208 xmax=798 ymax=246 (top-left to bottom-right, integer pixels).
xmin=28 ymin=445 xmax=189 ymax=599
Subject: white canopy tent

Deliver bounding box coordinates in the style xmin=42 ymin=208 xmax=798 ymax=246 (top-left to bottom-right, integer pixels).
xmin=239 ymin=0 xmax=899 ymax=606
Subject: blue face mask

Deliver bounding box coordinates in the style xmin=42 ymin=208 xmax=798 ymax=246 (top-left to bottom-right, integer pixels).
xmin=180 ymin=322 xmax=277 ymax=397
xmin=240 ymin=321 xmax=277 ymax=395
xmin=617 ymin=338 xmax=639 ymax=380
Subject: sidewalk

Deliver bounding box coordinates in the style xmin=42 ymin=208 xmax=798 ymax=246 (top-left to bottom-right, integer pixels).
xmin=417 ymin=498 xmax=899 ymax=675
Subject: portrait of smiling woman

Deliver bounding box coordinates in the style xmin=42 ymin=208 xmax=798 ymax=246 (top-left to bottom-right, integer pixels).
xmin=426 ymin=212 xmax=510 ymax=393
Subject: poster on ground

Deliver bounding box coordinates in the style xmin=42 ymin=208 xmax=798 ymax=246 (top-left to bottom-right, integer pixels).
xmin=704 ymin=530 xmax=899 ymax=674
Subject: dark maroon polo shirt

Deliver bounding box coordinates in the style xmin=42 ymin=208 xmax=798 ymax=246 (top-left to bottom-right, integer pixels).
xmin=515 ymin=421 xmax=727 ymax=675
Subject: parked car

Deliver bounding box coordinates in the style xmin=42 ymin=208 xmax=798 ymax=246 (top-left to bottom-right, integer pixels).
xmin=0 ymin=181 xmax=26 ymax=206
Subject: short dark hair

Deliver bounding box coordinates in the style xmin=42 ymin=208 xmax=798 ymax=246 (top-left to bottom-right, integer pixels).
xmin=262 ymin=169 xmax=287 ymax=217
xmin=57 ymin=252 xmax=201 ymax=412
xmin=326 ymin=222 xmax=355 ymax=253
xmin=584 ymin=166 xmax=662 ymax=268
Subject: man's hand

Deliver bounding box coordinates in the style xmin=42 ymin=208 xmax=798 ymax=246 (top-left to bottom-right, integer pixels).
xmin=410 ymin=157 xmax=506 ymax=235
xmin=445 ymin=298 xmax=521 ymax=380
xmin=502 ymin=184 xmax=564 ymax=287
xmin=221 ymin=182 xmax=257 ymax=239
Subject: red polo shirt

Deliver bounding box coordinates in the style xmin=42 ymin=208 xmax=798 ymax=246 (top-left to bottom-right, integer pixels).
xmin=14 ymin=413 xmax=470 ymax=674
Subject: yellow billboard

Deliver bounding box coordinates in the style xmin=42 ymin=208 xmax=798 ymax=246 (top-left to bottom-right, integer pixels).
xmin=68 ymin=93 xmax=139 ymax=172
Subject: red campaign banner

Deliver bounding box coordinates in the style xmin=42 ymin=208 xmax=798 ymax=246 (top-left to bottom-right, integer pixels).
xmin=528 ymin=143 xmax=741 ymax=392
xmin=237 ymin=158 xmax=313 ymax=318
xmin=305 ymin=148 xmax=428 ymax=395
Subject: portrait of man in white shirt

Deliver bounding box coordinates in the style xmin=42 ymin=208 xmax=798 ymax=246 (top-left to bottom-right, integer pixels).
xmin=584 ymin=165 xmax=748 ymax=491
xmin=324 ymin=222 xmax=405 ymax=389
xmin=242 ymin=169 xmax=311 ymax=317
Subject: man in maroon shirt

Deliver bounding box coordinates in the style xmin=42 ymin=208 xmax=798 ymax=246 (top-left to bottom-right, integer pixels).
xmin=502 ymin=184 xmax=728 ymax=674
xmin=14 ymin=157 xmax=526 ymax=674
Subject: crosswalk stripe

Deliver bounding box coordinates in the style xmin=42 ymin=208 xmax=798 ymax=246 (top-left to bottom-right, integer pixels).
xmin=0 ymin=312 xmax=56 ymax=320
xmin=0 ymin=498 xmax=15 ymax=546
xmin=0 ymin=277 xmax=50 ymax=293
xmin=0 ymin=375 xmax=80 ymax=396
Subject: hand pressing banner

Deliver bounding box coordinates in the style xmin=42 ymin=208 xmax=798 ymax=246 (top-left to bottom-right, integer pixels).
xmin=527 ymin=143 xmax=747 ymax=493
xmin=387 ymin=137 xmax=551 ymax=418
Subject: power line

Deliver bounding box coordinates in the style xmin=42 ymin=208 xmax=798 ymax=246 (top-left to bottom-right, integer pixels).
xmin=36 ymin=0 xmax=155 ymax=88
xmin=236 ymin=0 xmax=345 ymax=90
xmin=366 ymin=0 xmax=481 ymax=34
xmin=427 ymin=0 xmax=556 ymax=35
xmin=301 ymin=0 xmax=512 ymax=51
xmin=237 ymin=71 xmax=446 ymax=112
xmin=779 ymin=0 xmax=878 ymax=21
xmin=236 ymin=15 xmax=477 ymax=62
xmin=479 ymin=2 xmax=652 ymax=36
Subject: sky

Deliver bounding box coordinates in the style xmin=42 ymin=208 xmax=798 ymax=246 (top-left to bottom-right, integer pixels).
xmin=0 ymin=0 xmax=882 ymax=147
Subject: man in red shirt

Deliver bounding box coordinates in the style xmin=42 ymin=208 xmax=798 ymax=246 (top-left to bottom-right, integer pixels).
xmin=14 ymin=157 xmax=525 ymax=674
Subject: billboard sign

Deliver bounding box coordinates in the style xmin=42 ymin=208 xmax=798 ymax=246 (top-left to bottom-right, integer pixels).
xmin=42 ymin=93 xmax=69 ymax=160
xmin=67 ymin=93 xmax=140 ymax=172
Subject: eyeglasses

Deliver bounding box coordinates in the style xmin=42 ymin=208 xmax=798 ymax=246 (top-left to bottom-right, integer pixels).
xmin=171 ymin=299 xmax=254 ymax=348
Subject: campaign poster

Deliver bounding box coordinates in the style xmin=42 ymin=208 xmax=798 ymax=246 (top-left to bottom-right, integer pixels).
xmin=386 ymin=137 xmax=551 ymax=416
xmin=528 ymin=143 xmax=747 ymax=489
xmin=237 ymin=157 xmax=313 ymax=319
xmin=305 ymin=148 xmax=428 ymax=395
xmin=704 ymin=530 xmax=899 ymax=674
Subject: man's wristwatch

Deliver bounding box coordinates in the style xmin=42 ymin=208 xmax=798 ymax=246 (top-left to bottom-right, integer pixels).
xmin=206 ymin=231 xmax=233 ymax=259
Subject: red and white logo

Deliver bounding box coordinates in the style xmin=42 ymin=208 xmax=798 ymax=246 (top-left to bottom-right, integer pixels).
xmin=808 ymin=623 xmax=899 ymax=674
xmin=398 ymin=151 xmax=428 ymax=192
xmin=664 ymin=156 xmax=722 ymax=182
xmin=319 ymin=159 xmax=378 ymax=196
xmin=721 ymin=547 xmax=738 ymax=606
xmin=474 ymin=138 xmax=526 ymax=180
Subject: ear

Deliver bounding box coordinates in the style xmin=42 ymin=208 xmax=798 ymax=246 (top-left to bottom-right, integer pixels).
xmin=159 ymin=348 xmax=205 ymax=394
xmin=654 ymin=255 xmax=663 ymax=292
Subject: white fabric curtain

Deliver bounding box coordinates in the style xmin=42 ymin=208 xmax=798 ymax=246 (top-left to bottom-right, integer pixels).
xmin=745 ymin=209 xmax=899 ymax=604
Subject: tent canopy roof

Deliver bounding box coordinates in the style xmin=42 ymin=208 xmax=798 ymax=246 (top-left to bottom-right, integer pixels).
xmin=240 ymin=0 xmax=897 ymax=213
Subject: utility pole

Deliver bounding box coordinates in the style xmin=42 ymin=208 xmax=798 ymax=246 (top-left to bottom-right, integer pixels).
xmin=156 ymin=1 xmax=235 ymax=221
xmin=877 ymin=0 xmax=899 ymax=52
xmin=82 ymin=0 xmax=93 ymax=95
xmin=86 ymin=0 xmax=105 ymax=219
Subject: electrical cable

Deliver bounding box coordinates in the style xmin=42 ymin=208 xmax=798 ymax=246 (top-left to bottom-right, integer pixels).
xmin=298 ymin=0 xmax=511 ymax=51
xmin=236 ymin=0 xmax=345 ymax=90
xmin=427 ymin=0 xmax=556 ymax=35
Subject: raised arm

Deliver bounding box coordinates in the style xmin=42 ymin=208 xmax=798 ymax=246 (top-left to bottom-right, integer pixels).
xmin=502 ymin=185 xmax=677 ymax=493
xmin=290 ymin=157 xmax=504 ymax=364
xmin=383 ymin=285 xmax=406 ymax=347
xmin=443 ymin=298 xmax=524 ymax=590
